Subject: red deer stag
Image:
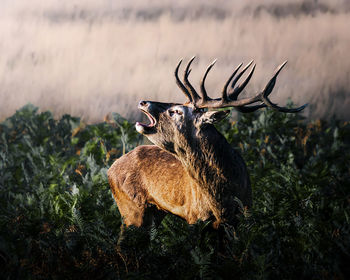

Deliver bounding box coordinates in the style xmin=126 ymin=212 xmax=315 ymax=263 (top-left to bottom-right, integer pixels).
xmin=108 ymin=57 xmax=306 ymax=235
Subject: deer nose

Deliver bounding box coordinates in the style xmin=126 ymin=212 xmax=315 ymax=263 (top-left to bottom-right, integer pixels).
xmin=139 ymin=100 xmax=149 ymax=107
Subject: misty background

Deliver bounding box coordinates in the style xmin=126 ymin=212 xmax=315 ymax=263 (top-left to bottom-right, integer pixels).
xmin=0 ymin=0 xmax=349 ymax=122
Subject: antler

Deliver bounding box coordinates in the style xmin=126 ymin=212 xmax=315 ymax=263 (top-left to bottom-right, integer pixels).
xmin=175 ymin=57 xmax=307 ymax=113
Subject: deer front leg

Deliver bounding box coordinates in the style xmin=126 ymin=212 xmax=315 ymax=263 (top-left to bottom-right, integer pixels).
xmin=117 ymin=223 xmax=126 ymax=252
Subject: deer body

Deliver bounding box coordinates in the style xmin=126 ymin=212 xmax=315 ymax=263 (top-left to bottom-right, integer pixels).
xmin=108 ymin=57 xmax=306 ymax=231
xmin=108 ymin=145 xmax=220 ymax=227
xmin=108 ymin=123 xmax=251 ymax=228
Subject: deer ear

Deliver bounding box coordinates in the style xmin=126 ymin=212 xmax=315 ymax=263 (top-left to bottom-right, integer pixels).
xmin=199 ymin=110 xmax=230 ymax=125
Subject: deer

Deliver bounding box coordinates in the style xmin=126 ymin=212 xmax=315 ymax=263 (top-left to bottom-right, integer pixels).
xmin=107 ymin=57 xmax=306 ymax=245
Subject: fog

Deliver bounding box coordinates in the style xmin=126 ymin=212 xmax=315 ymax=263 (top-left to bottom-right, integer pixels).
xmin=0 ymin=0 xmax=349 ymax=122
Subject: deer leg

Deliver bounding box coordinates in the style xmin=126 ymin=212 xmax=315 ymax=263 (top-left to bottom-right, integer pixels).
xmin=142 ymin=204 xmax=166 ymax=229
xmin=112 ymin=187 xmax=147 ymax=252
xmin=117 ymin=223 xmax=126 ymax=252
xmin=217 ymin=225 xmax=226 ymax=254
xmin=112 ymin=185 xmax=146 ymax=227
xmin=115 ymin=202 xmax=147 ymax=253
xmin=117 ymin=205 xmax=166 ymax=254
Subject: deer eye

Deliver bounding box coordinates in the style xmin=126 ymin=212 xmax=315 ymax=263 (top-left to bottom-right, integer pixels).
xmin=168 ymin=109 xmax=183 ymax=117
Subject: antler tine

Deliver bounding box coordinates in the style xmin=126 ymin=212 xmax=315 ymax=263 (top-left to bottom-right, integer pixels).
xmin=259 ymin=61 xmax=308 ymax=113
xmin=221 ymin=63 xmax=243 ymax=101
xmin=261 ymin=61 xmax=287 ymax=98
xmin=261 ymin=97 xmax=308 ymax=113
xmin=183 ymin=56 xmax=201 ymax=102
xmin=175 ymin=59 xmax=192 ymax=102
xmin=184 ymin=56 xmax=196 ymax=76
xmin=200 ymin=59 xmax=217 ymax=101
xmin=194 ymin=60 xmax=307 ymax=113
xmin=229 ymin=63 xmax=256 ymax=101
xmin=229 ymin=60 xmax=254 ymax=93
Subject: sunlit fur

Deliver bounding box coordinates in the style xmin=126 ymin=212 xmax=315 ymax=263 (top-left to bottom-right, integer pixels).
xmin=108 ymin=101 xmax=251 ymax=230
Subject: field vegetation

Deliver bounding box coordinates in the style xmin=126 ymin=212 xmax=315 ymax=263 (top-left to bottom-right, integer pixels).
xmin=0 ymin=104 xmax=349 ymax=279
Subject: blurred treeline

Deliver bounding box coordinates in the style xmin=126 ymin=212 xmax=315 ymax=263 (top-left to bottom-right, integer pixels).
xmin=1 ymin=0 xmax=350 ymax=121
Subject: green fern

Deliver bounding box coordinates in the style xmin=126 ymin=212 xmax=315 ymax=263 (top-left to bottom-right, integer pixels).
xmin=0 ymin=104 xmax=349 ymax=279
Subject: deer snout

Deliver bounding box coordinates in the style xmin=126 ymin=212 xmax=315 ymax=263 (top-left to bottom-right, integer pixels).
xmin=138 ymin=100 xmax=149 ymax=108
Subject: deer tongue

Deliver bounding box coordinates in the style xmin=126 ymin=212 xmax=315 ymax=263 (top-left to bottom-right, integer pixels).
xmin=137 ymin=109 xmax=156 ymax=128
xmin=135 ymin=109 xmax=157 ymax=134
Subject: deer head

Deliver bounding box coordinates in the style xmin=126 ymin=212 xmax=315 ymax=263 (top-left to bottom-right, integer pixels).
xmin=135 ymin=100 xmax=228 ymax=153
xmin=135 ymin=57 xmax=307 ymax=155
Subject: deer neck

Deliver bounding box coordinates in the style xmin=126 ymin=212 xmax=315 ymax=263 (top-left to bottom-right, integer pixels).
xmin=173 ymin=125 xmax=236 ymax=201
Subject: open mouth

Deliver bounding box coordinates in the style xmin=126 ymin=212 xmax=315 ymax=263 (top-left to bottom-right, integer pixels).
xmin=135 ymin=109 xmax=157 ymax=134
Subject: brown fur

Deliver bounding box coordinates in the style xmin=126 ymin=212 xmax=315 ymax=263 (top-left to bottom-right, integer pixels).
xmin=108 ymin=145 xmax=219 ymax=227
